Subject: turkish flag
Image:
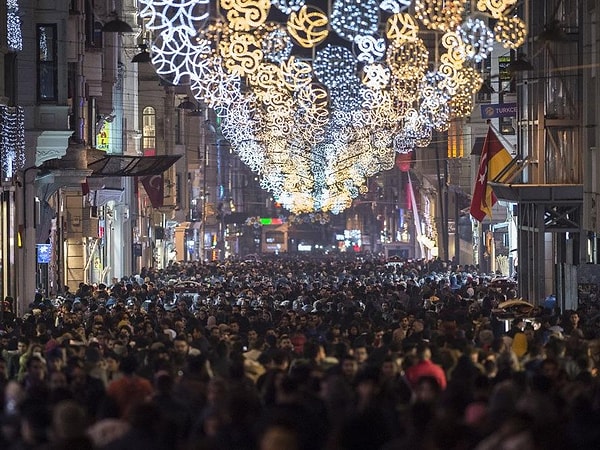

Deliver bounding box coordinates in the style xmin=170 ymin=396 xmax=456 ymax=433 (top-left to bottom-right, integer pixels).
xmin=140 ymin=174 xmax=165 ymax=208
xmin=470 ymin=127 xmax=513 ymax=222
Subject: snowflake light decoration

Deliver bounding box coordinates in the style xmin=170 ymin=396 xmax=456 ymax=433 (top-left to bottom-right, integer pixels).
xmin=138 ymin=0 xmax=210 ymax=35
xmin=151 ymin=28 xmax=207 ymax=85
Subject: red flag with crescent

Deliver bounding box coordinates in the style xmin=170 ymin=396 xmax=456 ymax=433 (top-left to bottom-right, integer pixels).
xmin=140 ymin=174 xmax=164 ymax=208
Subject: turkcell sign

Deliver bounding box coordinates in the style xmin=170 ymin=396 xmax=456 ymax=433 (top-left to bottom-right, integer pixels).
xmin=480 ymin=103 xmax=517 ymax=119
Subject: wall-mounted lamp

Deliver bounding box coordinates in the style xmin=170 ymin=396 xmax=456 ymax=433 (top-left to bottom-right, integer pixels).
xmin=102 ymin=11 xmax=133 ymax=33
xmin=177 ymin=97 xmax=196 ymax=110
xmin=508 ymin=54 xmax=534 ymax=73
xmin=132 ymin=44 xmax=151 ymax=63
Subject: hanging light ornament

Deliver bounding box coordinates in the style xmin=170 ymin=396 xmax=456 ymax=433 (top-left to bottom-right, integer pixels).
xmin=353 ymin=34 xmax=387 ymax=63
xmin=219 ymin=32 xmax=263 ymax=77
xmin=279 ymin=56 xmax=313 ymax=91
xmin=0 ymin=106 xmax=26 ymax=178
xmin=286 ymin=5 xmax=329 ymax=48
xmin=258 ymin=23 xmax=294 ymax=64
xmin=386 ymin=38 xmax=429 ymax=80
xmin=139 ymin=0 xmax=210 ymax=35
xmin=415 ymin=0 xmax=466 ymax=32
xmin=313 ymin=45 xmax=357 ymax=89
xmin=494 ymin=15 xmax=528 ymax=49
xmin=271 ymin=0 xmax=305 ymax=14
xmin=386 ymin=13 xmax=420 ymax=42
xmin=458 ymin=18 xmax=495 ymax=63
xmin=220 ymin=0 xmax=271 ymax=31
xmin=361 ymin=63 xmax=391 ymax=90
xmin=477 ymin=0 xmax=518 ymax=19
xmin=151 ymin=27 xmax=209 ymax=85
xmin=330 ymin=0 xmax=380 ymax=42
xmin=189 ymin=58 xmax=243 ymax=109
xmin=379 ymin=0 xmax=412 ymax=14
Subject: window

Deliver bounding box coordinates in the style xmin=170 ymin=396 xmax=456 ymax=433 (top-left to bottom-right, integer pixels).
xmin=37 ymin=24 xmax=57 ymax=102
xmin=84 ymin=0 xmax=103 ymax=48
xmin=142 ymin=106 xmax=156 ymax=156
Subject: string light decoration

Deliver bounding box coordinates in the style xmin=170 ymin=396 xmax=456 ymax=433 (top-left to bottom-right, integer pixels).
xmin=140 ymin=0 xmax=527 ymax=213
xmin=330 ymin=0 xmax=380 ymax=43
xmin=0 ymin=106 xmax=25 ymax=178
xmin=279 ymin=56 xmax=313 ymax=91
xmin=7 ymin=0 xmax=23 ymax=52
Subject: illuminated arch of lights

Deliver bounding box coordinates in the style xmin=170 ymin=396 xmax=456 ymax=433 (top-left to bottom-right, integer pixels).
xmin=141 ymin=0 xmax=527 ymax=213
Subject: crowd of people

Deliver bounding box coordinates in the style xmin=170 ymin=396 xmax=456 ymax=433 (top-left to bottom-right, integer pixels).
xmin=1 ymin=254 xmax=599 ymax=450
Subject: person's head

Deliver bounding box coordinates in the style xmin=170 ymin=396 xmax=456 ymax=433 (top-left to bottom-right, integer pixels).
xmin=278 ymin=335 xmax=293 ymax=351
xmin=340 ymin=354 xmax=358 ymax=379
xmin=119 ymin=355 xmax=139 ymax=376
xmin=414 ymin=375 xmax=442 ymax=403
xmin=416 ymin=342 xmax=432 ymax=361
xmin=17 ymin=338 xmax=29 ymax=354
xmin=48 ymin=370 xmax=68 ymax=391
xmin=26 ymin=355 xmax=46 ymax=381
xmin=353 ymin=345 xmax=369 ymax=364
xmin=104 ymin=352 xmax=120 ymax=373
xmin=173 ymin=335 xmax=190 ymax=355
xmin=380 ymin=356 xmax=399 ymax=379
xmin=568 ymin=311 xmax=580 ymax=327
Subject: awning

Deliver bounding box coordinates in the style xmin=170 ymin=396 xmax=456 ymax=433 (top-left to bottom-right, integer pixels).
xmin=489 ymin=182 xmax=583 ymax=203
xmin=87 ymin=153 xmax=181 ymax=177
